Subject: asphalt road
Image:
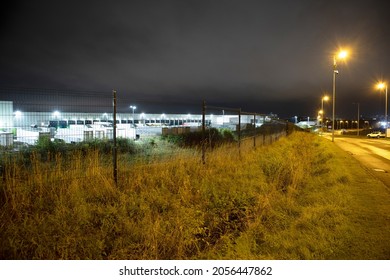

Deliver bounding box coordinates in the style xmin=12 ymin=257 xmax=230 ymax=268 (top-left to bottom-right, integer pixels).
xmin=322 ymin=134 xmax=390 ymax=188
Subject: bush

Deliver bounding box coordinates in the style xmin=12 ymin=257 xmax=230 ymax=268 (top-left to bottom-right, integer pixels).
xmin=162 ymin=128 xmax=236 ymax=148
xmin=10 ymin=137 xmax=141 ymax=167
xmin=116 ymin=138 xmax=137 ymax=154
xmin=34 ymin=137 xmax=68 ymax=159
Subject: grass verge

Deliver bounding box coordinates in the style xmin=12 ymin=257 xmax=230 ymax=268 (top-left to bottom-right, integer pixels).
xmin=0 ymin=132 xmax=389 ymax=259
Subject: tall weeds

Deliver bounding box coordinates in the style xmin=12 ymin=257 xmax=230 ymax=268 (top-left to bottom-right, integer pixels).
xmin=0 ymin=132 xmax=353 ymax=259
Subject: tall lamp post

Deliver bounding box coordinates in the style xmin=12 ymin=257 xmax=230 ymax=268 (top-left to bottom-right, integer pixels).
xmin=321 ymin=95 xmax=329 ymax=130
xmin=377 ymin=82 xmax=388 ymax=132
xmin=332 ymin=50 xmax=348 ymax=142
xmin=353 ymin=102 xmax=360 ymax=136
xmin=129 ymin=105 xmax=137 ymax=125
xmin=318 ymin=110 xmax=323 ymax=127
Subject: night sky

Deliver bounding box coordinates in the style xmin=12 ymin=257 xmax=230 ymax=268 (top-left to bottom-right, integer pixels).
xmin=1 ymin=0 xmax=389 ymax=118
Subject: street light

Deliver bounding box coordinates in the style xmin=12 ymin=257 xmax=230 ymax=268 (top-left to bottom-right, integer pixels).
xmin=14 ymin=110 xmax=22 ymax=118
xmin=377 ymin=82 xmax=388 ymax=131
xmin=332 ymin=50 xmax=349 ymax=142
xmin=52 ymin=110 xmax=61 ymax=119
xmin=129 ymin=105 xmax=137 ymax=125
xmin=317 ymin=112 xmax=322 ymax=128
xmin=321 ymin=95 xmax=329 ymax=130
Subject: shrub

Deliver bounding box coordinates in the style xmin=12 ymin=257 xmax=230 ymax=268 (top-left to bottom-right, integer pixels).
xmin=34 ymin=137 xmax=67 ymax=159
xmin=162 ymin=128 xmax=236 ymax=148
xmin=116 ymin=138 xmax=137 ymax=154
xmin=220 ymin=128 xmax=236 ymax=142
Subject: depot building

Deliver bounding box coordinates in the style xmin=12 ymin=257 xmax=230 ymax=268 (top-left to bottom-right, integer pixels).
xmin=1 ymin=101 xmax=269 ymax=147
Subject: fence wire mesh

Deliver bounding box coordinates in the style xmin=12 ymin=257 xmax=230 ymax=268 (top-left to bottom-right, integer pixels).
xmin=1 ymin=87 xmax=288 ymax=184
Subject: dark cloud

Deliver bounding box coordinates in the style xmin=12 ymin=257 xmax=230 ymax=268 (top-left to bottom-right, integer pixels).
xmin=1 ymin=0 xmax=389 ymax=117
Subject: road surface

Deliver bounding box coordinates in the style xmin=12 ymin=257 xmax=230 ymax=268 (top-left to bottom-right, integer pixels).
xmin=322 ymin=134 xmax=390 ymax=188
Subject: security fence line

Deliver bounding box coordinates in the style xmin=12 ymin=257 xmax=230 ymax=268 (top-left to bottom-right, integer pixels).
xmin=201 ymin=100 xmax=288 ymax=164
xmin=1 ymin=87 xmax=288 ymax=186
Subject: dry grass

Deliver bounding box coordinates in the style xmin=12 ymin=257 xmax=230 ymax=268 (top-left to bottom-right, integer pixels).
xmin=1 ymin=132 xmax=389 ymax=259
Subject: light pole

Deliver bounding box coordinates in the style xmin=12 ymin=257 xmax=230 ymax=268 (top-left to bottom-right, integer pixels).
xmin=318 ymin=110 xmax=323 ymax=126
xmin=321 ymin=95 xmax=329 ymax=130
xmin=332 ymin=50 xmax=348 ymax=142
xmin=353 ymin=102 xmax=360 ymax=136
xmin=129 ymin=105 xmax=136 ymax=125
xmin=377 ymin=82 xmax=388 ymax=132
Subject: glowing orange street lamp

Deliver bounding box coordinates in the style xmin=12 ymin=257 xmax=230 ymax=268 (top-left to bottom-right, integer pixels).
xmin=332 ymin=49 xmax=349 ymax=142
xmin=321 ymin=95 xmax=329 ymax=129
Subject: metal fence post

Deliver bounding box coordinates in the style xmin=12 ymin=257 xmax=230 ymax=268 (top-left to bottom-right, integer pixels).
xmin=238 ymin=108 xmax=241 ymax=150
xmin=113 ymin=90 xmax=118 ymax=185
xmin=202 ymin=100 xmax=206 ymax=164
xmin=253 ymin=113 xmax=256 ymax=148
